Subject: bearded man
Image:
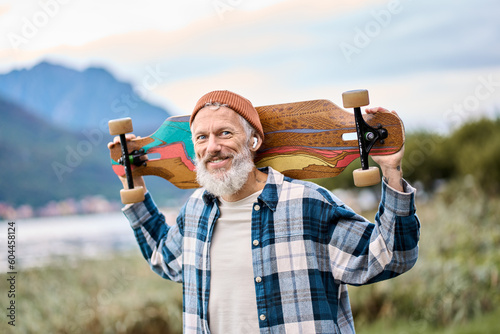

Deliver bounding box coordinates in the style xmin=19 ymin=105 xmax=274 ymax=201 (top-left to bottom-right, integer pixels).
xmin=108 ymin=90 xmax=420 ymax=334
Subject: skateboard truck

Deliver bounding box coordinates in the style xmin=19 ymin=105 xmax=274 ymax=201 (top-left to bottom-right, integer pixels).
xmin=108 ymin=117 xmax=145 ymax=204
xmin=118 ymin=149 xmax=147 ymax=168
xmin=342 ymin=89 xmax=386 ymax=187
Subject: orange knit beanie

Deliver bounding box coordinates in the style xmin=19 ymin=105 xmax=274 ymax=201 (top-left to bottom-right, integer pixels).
xmin=190 ymin=90 xmax=264 ymax=140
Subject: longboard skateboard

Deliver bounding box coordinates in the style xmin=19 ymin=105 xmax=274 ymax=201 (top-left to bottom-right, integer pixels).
xmin=109 ymin=90 xmax=404 ymax=203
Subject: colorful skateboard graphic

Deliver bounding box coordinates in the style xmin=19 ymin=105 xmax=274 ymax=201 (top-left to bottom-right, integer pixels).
xmin=109 ymin=97 xmax=404 ymax=195
xmin=255 ymin=99 xmax=403 ymax=179
xmin=110 ymin=115 xmax=197 ymax=189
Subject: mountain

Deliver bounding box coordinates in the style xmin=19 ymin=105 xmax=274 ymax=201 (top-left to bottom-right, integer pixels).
xmin=0 ymin=96 xmax=193 ymax=209
xmin=0 ymin=62 xmax=193 ymax=210
xmin=0 ymin=61 xmax=170 ymax=135
xmin=0 ymin=97 xmax=112 ymax=207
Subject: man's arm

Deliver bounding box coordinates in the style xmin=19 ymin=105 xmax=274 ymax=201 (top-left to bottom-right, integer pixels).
xmin=108 ymin=135 xmax=183 ymax=282
xmin=329 ymin=180 xmax=420 ymax=285
xmin=329 ymin=108 xmax=419 ymax=284
xmin=123 ymin=193 xmax=184 ymax=282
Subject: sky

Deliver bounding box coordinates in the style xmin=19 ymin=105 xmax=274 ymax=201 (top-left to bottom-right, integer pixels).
xmin=1 ymin=0 xmax=500 ymax=133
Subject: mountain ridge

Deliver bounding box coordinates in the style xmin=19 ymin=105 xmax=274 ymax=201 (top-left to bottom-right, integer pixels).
xmin=0 ymin=62 xmax=191 ymax=210
xmin=0 ymin=61 xmax=171 ymax=135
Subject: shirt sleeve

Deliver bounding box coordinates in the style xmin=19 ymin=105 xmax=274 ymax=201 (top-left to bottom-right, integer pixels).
xmin=123 ymin=192 xmax=184 ymax=282
xmin=328 ymin=179 xmax=420 ymax=285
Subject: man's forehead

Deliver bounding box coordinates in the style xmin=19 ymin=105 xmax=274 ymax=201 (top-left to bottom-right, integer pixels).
xmin=191 ymin=106 xmax=242 ymax=130
xmin=193 ymin=106 xmax=239 ymax=122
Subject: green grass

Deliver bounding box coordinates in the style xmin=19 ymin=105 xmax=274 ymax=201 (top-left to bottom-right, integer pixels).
xmin=0 ymin=253 xmax=183 ymax=334
xmin=356 ymin=306 xmax=500 ymax=334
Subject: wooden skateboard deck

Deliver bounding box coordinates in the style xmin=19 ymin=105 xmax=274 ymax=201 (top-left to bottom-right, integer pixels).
xmin=109 ymin=99 xmax=404 ymax=189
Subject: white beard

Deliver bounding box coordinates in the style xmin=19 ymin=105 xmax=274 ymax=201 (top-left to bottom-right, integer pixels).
xmin=195 ymin=146 xmax=254 ymax=198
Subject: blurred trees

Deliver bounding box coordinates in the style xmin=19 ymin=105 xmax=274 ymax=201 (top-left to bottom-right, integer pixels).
xmin=403 ymin=117 xmax=500 ymax=194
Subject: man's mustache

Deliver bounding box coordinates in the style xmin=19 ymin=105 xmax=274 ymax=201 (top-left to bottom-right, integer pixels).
xmin=200 ymin=152 xmax=235 ymax=164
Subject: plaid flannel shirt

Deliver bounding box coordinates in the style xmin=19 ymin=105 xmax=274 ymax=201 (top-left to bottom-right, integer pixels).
xmin=124 ymin=167 xmax=420 ymax=333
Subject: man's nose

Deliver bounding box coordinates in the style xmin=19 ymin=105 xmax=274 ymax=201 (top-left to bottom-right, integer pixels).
xmin=206 ymin=136 xmax=221 ymax=154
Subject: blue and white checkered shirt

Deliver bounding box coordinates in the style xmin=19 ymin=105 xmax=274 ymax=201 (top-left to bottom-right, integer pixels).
xmin=124 ymin=167 xmax=420 ymax=333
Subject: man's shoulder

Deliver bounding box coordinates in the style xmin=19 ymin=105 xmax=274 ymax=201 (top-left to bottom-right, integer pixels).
xmin=268 ymin=168 xmax=342 ymax=207
xmin=290 ymin=178 xmax=338 ymax=201
xmin=180 ymin=188 xmax=208 ymax=210
xmin=190 ymin=188 xmax=206 ymax=199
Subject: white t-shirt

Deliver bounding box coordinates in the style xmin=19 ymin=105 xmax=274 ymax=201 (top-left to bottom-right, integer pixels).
xmin=208 ymin=190 xmax=263 ymax=333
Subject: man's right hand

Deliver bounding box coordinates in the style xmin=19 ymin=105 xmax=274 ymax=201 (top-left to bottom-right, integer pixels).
xmin=107 ymin=134 xmax=148 ymax=193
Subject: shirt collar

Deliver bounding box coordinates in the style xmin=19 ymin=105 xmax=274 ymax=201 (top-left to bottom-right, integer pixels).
xmin=257 ymin=167 xmax=282 ymax=212
xmin=201 ymin=167 xmax=284 ymax=211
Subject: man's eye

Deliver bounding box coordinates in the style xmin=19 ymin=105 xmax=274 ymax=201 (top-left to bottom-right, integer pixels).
xmin=221 ymin=131 xmax=231 ymax=136
xmin=197 ymin=135 xmax=207 ymax=141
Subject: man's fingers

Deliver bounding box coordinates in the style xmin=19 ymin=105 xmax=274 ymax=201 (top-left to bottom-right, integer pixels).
xmin=365 ymin=107 xmax=389 ymax=114
xmin=365 ymin=107 xmax=399 ymax=117
xmin=107 ymin=134 xmax=140 ymax=149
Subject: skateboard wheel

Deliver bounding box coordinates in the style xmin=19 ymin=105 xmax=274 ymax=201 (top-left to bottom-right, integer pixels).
xmin=120 ymin=186 xmax=145 ymax=204
xmin=109 ymin=118 xmax=133 ymax=136
xmin=342 ymin=89 xmax=370 ymax=109
xmin=353 ymin=167 xmax=380 ymax=187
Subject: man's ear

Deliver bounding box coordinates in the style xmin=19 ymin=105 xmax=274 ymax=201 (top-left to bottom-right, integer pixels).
xmin=250 ymin=135 xmax=262 ymax=152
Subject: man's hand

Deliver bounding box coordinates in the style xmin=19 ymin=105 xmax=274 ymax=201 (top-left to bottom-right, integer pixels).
xmin=108 ymin=134 xmax=148 ymax=193
xmin=365 ymin=107 xmax=405 ymax=192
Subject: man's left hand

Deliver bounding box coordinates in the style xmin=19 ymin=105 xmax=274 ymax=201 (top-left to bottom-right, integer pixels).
xmin=365 ymin=107 xmax=405 ymax=192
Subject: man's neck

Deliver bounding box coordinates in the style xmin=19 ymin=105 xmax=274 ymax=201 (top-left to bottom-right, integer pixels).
xmin=222 ymin=168 xmax=267 ymax=202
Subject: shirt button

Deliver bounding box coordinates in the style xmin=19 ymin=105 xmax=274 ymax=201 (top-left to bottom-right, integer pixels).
xmin=255 ymin=276 xmax=262 ymax=283
xmin=252 ymin=239 xmax=260 ymax=246
xmin=260 ymin=314 xmax=266 ymax=321
xmin=254 ymin=204 xmax=260 ymax=211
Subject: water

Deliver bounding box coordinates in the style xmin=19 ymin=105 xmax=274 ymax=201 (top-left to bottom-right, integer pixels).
xmin=1 ymin=211 xmax=143 ymax=269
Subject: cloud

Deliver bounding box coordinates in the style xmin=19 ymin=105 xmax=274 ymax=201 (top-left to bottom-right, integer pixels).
xmin=151 ymin=63 xmax=500 ymax=135
xmin=1 ymin=0 xmax=499 ymax=132
xmin=0 ymin=4 xmax=11 ymax=16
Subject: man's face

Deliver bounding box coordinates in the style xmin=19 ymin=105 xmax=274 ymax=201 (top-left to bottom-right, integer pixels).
xmin=191 ymin=106 xmax=254 ymax=196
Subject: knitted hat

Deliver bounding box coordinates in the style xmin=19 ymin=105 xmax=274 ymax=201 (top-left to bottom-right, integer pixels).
xmin=190 ymin=90 xmax=264 ymax=140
